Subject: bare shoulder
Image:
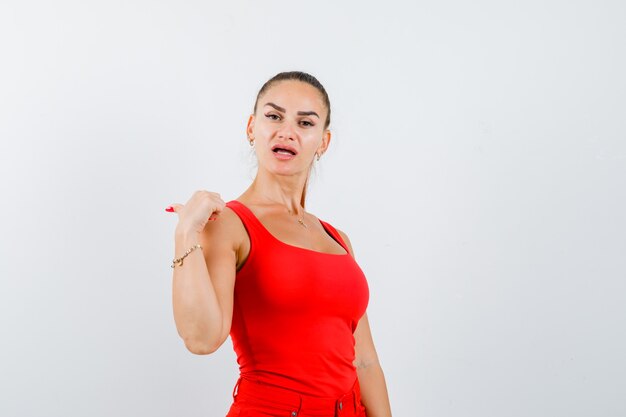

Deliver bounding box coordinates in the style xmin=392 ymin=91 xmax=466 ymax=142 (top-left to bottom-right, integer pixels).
xmin=198 ymin=204 xmax=249 ymax=263
xmin=334 ymin=227 xmax=355 ymax=257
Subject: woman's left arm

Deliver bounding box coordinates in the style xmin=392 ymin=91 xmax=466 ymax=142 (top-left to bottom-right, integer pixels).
xmin=354 ymin=313 xmax=393 ymax=417
xmin=337 ymin=230 xmax=393 ymax=417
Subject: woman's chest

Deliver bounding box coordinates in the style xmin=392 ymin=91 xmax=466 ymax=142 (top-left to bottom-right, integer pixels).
xmin=236 ymin=246 xmax=369 ymax=320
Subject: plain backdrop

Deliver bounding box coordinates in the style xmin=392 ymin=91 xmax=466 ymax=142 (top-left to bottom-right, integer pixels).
xmin=1 ymin=1 xmax=625 ymax=416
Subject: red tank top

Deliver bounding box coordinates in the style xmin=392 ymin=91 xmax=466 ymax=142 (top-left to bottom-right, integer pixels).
xmin=226 ymin=200 xmax=370 ymax=398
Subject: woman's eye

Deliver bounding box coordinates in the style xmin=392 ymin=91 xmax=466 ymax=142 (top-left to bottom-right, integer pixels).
xmin=300 ymin=120 xmax=314 ymax=127
xmin=265 ymin=113 xmax=280 ymax=120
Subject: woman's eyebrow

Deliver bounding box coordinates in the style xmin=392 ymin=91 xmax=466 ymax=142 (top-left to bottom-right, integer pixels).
xmin=297 ymin=110 xmax=319 ymax=118
xmin=264 ymin=102 xmax=286 ymax=112
xmin=264 ymin=102 xmax=319 ymax=119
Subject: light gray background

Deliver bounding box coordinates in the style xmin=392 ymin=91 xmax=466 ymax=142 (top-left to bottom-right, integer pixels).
xmin=1 ymin=1 xmax=625 ymax=416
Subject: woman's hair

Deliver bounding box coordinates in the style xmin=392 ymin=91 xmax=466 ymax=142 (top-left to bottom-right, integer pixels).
xmin=252 ymin=71 xmax=331 ymax=208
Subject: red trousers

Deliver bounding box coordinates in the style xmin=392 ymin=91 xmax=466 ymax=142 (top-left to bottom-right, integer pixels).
xmin=225 ymin=377 xmax=367 ymax=417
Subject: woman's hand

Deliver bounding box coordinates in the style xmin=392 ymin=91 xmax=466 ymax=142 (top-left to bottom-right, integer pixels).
xmin=166 ymin=191 xmax=226 ymax=236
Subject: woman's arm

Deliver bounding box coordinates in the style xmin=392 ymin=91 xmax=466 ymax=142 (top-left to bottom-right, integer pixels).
xmin=353 ymin=313 xmax=392 ymax=417
xmin=172 ymin=205 xmax=241 ymax=354
xmin=337 ymin=230 xmax=393 ymax=417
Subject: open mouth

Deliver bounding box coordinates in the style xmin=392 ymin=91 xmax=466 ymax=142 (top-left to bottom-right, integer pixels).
xmin=272 ymin=145 xmax=297 ymax=156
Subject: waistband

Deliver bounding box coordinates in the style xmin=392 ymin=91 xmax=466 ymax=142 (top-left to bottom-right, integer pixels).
xmin=232 ymin=376 xmax=362 ymax=416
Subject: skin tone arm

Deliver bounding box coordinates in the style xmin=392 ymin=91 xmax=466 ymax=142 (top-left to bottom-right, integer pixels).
xmin=338 ymin=230 xmax=393 ymax=417
xmin=171 ymin=192 xmax=240 ymax=354
xmin=354 ymin=313 xmax=392 ymax=417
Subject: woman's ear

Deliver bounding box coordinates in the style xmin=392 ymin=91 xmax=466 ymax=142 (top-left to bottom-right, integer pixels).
xmin=318 ymin=129 xmax=331 ymax=155
xmin=246 ymin=114 xmax=255 ymax=140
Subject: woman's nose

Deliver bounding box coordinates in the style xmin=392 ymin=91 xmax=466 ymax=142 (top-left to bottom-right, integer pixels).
xmin=276 ymin=121 xmax=297 ymax=140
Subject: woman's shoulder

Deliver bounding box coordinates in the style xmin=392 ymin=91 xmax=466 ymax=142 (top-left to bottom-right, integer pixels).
xmin=200 ymin=201 xmax=249 ymax=252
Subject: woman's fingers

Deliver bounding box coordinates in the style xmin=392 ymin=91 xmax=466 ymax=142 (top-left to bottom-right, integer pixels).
xmin=167 ymin=192 xmax=225 ymax=234
xmin=166 ymin=196 xmax=224 ymax=220
xmin=208 ymin=199 xmax=226 ymax=221
xmin=165 ymin=203 xmax=184 ymax=213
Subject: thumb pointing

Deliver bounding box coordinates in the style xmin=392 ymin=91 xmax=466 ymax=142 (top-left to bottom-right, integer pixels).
xmin=165 ymin=203 xmax=183 ymax=213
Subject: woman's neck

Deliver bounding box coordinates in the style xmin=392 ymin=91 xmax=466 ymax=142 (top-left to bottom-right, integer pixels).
xmin=245 ymin=168 xmax=308 ymax=215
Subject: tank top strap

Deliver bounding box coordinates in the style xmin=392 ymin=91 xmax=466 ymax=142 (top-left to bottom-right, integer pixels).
xmin=225 ymin=200 xmax=267 ymax=244
xmin=318 ymin=219 xmax=351 ymax=255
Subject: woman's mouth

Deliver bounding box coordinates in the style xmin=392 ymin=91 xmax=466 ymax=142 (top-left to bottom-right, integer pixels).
xmin=271 ymin=144 xmax=298 ymax=160
xmin=272 ymin=147 xmax=296 ymax=160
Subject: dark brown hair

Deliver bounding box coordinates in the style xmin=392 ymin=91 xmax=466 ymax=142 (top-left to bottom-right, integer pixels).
xmin=253 ymin=71 xmax=331 ymax=208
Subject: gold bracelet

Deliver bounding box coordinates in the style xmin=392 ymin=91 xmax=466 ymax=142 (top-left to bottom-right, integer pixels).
xmin=171 ymin=244 xmax=203 ymax=268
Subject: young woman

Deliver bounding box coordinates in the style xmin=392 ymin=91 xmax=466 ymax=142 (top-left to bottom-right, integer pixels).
xmin=167 ymin=72 xmax=392 ymax=417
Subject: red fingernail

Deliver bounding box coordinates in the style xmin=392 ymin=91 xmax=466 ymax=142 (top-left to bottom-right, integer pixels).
xmin=165 ymin=206 xmax=174 ymax=212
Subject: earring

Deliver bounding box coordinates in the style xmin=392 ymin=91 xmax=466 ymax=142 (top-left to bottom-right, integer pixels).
xmin=248 ymin=136 xmax=254 ymax=146
xmin=316 ymin=152 xmax=321 ymax=161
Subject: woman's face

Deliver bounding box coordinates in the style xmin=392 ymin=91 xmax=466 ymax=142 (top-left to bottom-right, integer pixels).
xmin=247 ymin=80 xmax=330 ymax=177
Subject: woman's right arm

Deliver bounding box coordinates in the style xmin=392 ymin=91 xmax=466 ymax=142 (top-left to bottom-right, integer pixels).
xmin=169 ymin=191 xmax=239 ymax=355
